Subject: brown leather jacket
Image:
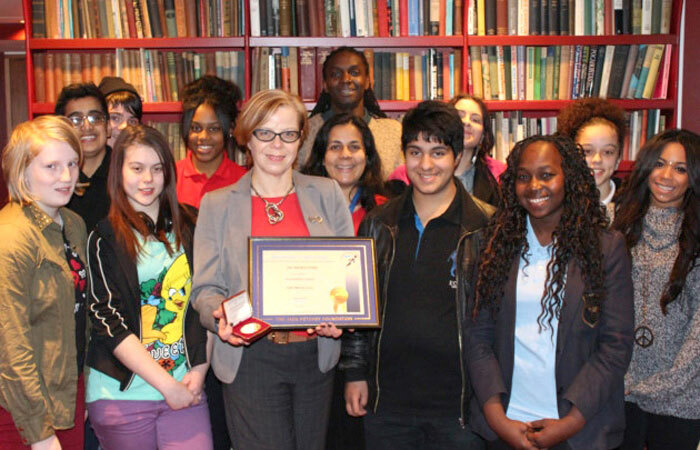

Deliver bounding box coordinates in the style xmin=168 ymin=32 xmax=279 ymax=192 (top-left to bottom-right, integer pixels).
xmin=0 ymin=203 xmax=87 ymax=445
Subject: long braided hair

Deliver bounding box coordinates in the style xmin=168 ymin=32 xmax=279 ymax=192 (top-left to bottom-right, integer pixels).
xmin=310 ymin=47 xmax=386 ymax=118
xmin=475 ymin=135 xmax=608 ymax=332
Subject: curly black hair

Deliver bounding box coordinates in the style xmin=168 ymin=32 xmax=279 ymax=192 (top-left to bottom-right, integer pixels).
xmin=309 ymin=47 xmax=386 ymax=119
xmin=612 ymin=128 xmax=700 ymax=314
xmin=475 ymin=135 xmax=608 ymax=332
xmin=179 ymin=75 xmax=241 ymax=149
xmin=301 ymin=113 xmax=385 ymax=213
xmin=557 ymin=97 xmax=627 ymax=150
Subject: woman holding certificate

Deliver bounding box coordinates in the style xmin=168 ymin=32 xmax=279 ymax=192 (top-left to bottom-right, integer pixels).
xmin=191 ymin=89 xmax=354 ymax=450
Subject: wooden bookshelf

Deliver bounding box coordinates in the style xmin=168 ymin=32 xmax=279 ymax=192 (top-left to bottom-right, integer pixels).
xmin=23 ymin=0 xmax=683 ymax=130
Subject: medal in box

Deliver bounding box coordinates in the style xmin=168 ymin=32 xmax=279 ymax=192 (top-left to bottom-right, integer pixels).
xmin=221 ymin=290 xmax=270 ymax=343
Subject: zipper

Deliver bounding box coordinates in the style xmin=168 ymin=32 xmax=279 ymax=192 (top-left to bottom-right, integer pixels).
xmin=455 ymin=230 xmax=470 ymax=429
xmin=373 ymin=222 xmax=397 ymax=413
xmin=182 ymin=268 xmax=191 ymax=370
xmin=123 ymin=293 xmax=142 ymax=391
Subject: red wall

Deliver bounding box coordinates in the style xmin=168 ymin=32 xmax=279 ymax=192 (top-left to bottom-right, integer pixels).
xmin=682 ymin=0 xmax=700 ymax=133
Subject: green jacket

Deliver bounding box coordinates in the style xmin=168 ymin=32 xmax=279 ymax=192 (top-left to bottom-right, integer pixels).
xmin=0 ymin=202 xmax=87 ymax=445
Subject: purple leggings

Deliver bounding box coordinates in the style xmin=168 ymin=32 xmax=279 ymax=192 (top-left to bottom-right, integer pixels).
xmin=87 ymin=397 xmax=213 ymax=450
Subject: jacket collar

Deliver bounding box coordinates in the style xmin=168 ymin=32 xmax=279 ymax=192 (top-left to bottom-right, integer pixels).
xmin=228 ymin=170 xmax=336 ymax=236
xmin=25 ymin=202 xmax=57 ymax=231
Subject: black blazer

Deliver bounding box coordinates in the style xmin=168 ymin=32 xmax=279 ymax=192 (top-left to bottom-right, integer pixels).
xmin=466 ymin=230 xmax=634 ymax=450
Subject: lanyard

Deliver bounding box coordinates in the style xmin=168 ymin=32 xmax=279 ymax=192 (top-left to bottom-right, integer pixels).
xmin=348 ymin=188 xmax=362 ymax=213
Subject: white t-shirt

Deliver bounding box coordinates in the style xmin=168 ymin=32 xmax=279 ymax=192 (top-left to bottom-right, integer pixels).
xmin=506 ymin=216 xmax=561 ymax=422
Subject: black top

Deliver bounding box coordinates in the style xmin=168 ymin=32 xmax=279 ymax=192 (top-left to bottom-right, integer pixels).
xmin=68 ymin=146 xmax=111 ymax=232
xmin=378 ymin=186 xmax=463 ymax=416
xmin=62 ymin=229 xmax=87 ymax=372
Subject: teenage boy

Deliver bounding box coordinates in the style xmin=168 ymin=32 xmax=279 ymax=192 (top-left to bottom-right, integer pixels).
xmin=341 ymin=101 xmax=495 ymax=449
xmin=55 ymin=83 xmax=111 ymax=231
xmin=297 ymin=47 xmax=403 ymax=179
xmin=98 ymin=76 xmax=143 ymax=148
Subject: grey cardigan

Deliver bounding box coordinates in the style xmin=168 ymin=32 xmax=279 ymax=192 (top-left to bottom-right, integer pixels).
xmin=191 ymin=170 xmax=354 ymax=384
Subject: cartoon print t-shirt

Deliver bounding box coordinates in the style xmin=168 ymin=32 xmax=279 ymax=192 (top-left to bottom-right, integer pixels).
xmin=86 ymin=233 xmax=192 ymax=402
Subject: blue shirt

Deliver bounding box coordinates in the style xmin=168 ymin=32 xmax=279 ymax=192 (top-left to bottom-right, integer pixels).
xmin=506 ymin=216 xmax=561 ymax=422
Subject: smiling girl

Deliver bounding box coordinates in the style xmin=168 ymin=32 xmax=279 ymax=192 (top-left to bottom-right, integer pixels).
xmin=612 ymin=129 xmax=700 ymax=450
xmin=557 ymin=98 xmax=627 ymax=220
xmin=85 ymin=125 xmax=211 ymax=450
xmin=176 ymin=76 xmax=247 ymax=209
xmin=0 ymin=116 xmax=87 ymax=450
xmin=467 ymin=135 xmax=634 ymax=450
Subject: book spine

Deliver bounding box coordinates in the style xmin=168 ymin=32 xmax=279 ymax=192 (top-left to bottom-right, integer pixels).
xmin=642 ymin=44 xmax=663 ymax=99
xmin=549 ymin=0 xmax=559 ymax=35
xmin=652 ymin=44 xmax=671 ymax=99
xmin=529 ymin=0 xmax=540 ymax=35
xmin=619 ymin=44 xmax=638 ymax=98
xmin=485 ymin=0 xmax=496 ymax=35
xmin=496 ymin=0 xmax=507 ymax=34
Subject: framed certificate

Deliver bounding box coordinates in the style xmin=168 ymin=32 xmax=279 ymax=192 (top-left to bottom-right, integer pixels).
xmin=249 ymin=237 xmax=380 ymax=328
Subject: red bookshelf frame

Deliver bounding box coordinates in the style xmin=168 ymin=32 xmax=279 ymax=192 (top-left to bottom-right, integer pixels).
xmin=22 ymin=0 xmax=684 ymax=129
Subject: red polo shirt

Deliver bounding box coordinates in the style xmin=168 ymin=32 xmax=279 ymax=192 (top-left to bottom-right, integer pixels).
xmin=176 ymin=151 xmax=248 ymax=209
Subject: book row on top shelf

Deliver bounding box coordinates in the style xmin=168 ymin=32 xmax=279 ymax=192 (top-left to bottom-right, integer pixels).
xmin=31 ymin=0 xmax=245 ymax=39
xmin=250 ymin=0 xmax=678 ymax=37
xmin=29 ymin=0 xmax=679 ymax=39
xmin=467 ymin=0 xmax=675 ymax=36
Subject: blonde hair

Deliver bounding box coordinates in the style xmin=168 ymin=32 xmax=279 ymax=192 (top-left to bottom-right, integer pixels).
xmin=233 ymin=89 xmax=308 ymax=147
xmin=2 ymin=115 xmax=82 ymax=204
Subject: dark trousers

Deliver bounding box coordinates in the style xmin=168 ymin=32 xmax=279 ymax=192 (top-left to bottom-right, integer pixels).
xmin=325 ymin=369 xmax=365 ymax=450
xmin=620 ymin=401 xmax=700 ymax=450
xmin=363 ymin=409 xmax=485 ymax=450
xmin=222 ymin=338 xmax=334 ymax=450
xmin=205 ymin=367 xmax=232 ymax=450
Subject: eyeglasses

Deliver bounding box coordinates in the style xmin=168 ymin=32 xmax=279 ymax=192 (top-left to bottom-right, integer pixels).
xmin=252 ymin=129 xmax=301 ymax=143
xmin=109 ymin=114 xmax=139 ymax=126
xmin=67 ymin=112 xmax=107 ymax=128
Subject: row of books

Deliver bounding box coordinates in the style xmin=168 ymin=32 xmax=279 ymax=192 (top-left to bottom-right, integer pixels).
xmin=369 ymin=49 xmax=463 ymax=101
xmin=467 ymin=44 xmax=671 ymax=101
xmin=145 ymin=108 xmax=665 ymax=168
xmin=250 ymin=0 xmax=465 ymax=37
xmin=31 ymin=0 xmax=245 ymax=39
xmin=32 ymin=50 xmax=244 ymax=103
xmin=250 ymin=46 xmax=463 ymax=102
xmin=467 ymin=0 xmax=673 ymax=36
xmin=487 ymin=108 xmax=667 ymax=162
xmin=148 ymin=121 xmax=187 ymax=160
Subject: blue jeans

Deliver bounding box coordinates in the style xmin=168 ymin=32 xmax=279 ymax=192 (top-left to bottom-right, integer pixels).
xmin=364 ymin=409 xmax=485 ymax=450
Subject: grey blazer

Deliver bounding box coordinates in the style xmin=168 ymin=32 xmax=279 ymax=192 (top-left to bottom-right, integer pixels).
xmin=466 ymin=231 xmax=634 ymax=450
xmin=191 ymin=170 xmax=355 ymax=384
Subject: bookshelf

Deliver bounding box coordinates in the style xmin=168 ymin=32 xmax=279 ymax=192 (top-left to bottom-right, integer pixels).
xmin=22 ymin=0 xmax=684 ymax=142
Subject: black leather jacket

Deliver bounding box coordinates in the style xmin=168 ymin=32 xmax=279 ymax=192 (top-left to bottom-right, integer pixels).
xmin=340 ymin=180 xmax=496 ymax=424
